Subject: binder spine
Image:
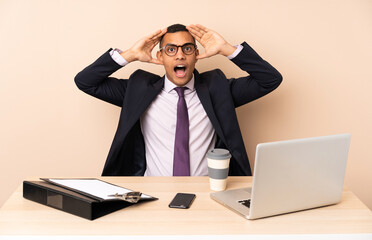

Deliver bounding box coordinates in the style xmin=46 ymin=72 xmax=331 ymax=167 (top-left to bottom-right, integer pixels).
xmin=23 ymin=181 xmax=93 ymax=220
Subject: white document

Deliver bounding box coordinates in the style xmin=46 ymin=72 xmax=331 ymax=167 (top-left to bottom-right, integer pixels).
xmin=45 ymin=178 xmax=152 ymax=200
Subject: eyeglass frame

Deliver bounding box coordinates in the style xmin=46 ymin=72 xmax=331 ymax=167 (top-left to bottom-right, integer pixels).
xmin=159 ymin=42 xmax=198 ymax=56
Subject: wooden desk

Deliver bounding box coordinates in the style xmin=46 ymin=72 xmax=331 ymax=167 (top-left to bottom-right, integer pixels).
xmin=0 ymin=177 xmax=371 ymax=239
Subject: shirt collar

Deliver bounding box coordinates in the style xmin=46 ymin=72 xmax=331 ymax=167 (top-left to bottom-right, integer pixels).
xmin=164 ymin=74 xmax=195 ymax=93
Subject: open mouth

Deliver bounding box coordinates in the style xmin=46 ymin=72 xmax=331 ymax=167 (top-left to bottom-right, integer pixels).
xmin=174 ymin=65 xmax=187 ymax=78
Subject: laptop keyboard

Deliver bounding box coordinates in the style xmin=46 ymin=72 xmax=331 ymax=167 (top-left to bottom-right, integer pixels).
xmin=238 ymin=199 xmax=251 ymax=208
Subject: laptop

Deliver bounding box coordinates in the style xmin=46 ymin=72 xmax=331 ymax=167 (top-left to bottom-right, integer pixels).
xmin=210 ymin=133 xmax=351 ymax=220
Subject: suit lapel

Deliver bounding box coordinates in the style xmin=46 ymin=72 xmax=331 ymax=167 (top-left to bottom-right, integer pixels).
xmin=121 ymin=76 xmax=164 ymax=137
xmin=194 ymin=70 xmax=227 ymax=146
xmin=134 ymin=76 xmax=164 ymax=120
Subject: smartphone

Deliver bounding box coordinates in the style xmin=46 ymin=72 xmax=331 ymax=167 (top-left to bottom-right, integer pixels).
xmin=168 ymin=193 xmax=196 ymax=209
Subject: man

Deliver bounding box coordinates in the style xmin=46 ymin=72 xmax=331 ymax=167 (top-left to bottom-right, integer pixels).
xmin=75 ymin=24 xmax=282 ymax=177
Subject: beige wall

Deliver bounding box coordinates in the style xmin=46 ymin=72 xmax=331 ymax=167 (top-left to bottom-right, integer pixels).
xmin=1 ymin=0 xmax=371 ymax=210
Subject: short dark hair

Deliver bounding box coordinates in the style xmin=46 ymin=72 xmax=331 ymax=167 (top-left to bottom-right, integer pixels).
xmin=159 ymin=23 xmax=195 ymax=48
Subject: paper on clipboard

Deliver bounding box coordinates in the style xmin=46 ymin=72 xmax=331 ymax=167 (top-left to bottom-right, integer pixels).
xmin=42 ymin=178 xmax=154 ymax=201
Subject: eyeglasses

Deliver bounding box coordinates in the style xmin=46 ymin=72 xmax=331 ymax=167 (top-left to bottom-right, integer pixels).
xmin=160 ymin=43 xmax=197 ymax=56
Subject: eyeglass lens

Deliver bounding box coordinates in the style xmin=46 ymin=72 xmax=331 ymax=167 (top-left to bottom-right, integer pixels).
xmin=164 ymin=44 xmax=196 ymax=56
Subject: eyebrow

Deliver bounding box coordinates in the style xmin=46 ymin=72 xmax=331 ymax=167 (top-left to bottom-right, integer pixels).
xmin=164 ymin=42 xmax=195 ymax=47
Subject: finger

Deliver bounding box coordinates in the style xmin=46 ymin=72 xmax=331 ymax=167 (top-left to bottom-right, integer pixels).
xmin=153 ymin=28 xmax=167 ymax=40
xmin=187 ymin=24 xmax=203 ymax=33
xmin=147 ymin=43 xmax=158 ymax=52
xmin=187 ymin=30 xmax=202 ymax=42
xmin=150 ymin=41 xmax=159 ymax=49
xmin=195 ymin=24 xmax=209 ymax=33
xmin=150 ymin=58 xmax=163 ymax=65
xmin=147 ymin=29 xmax=162 ymax=40
xmin=161 ymin=27 xmax=168 ymax=35
xmin=187 ymin=25 xmax=203 ymax=39
xmin=151 ymin=28 xmax=167 ymax=41
xmin=146 ymin=36 xmax=162 ymax=51
xmin=147 ymin=29 xmax=166 ymax=44
xmin=151 ymin=36 xmax=162 ymax=45
xmin=189 ymin=24 xmax=208 ymax=36
xmin=196 ymin=53 xmax=209 ymax=60
xmin=142 ymin=38 xmax=158 ymax=51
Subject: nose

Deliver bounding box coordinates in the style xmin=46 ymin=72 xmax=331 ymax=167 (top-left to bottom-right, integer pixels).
xmin=175 ymin=46 xmax=186 ymax=59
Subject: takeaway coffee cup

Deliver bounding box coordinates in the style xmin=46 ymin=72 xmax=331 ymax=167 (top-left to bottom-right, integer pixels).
xmin=206 ymin=149 xmax=231 ymax=191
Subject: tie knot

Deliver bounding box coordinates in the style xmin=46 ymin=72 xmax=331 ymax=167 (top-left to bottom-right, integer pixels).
xmin=174 ymin=87 xmax=187 ymax=97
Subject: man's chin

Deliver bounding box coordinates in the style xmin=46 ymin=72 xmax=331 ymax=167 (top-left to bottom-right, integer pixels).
xmin=169 ymin=75 xmax=192 ymax=87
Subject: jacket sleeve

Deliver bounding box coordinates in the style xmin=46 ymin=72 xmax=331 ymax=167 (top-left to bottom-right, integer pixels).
xmin=74 ymin=49 xmax=128 ymax=107
xmin=228 ymin=42 xmax=282 ymax=107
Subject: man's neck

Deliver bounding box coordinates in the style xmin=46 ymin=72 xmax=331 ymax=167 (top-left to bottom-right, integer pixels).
xmin=164 ymin=74 xmax=195 ymax=92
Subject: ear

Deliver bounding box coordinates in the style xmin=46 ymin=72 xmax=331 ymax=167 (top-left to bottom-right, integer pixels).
xmin=156 ymin=51 xmax=164 ymax=64
xmin=195 ymin=49 xmax=199 ymax=62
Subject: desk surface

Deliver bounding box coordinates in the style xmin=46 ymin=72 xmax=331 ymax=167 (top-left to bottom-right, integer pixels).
xmin=0 ymin=177 xmax=371 ymax=237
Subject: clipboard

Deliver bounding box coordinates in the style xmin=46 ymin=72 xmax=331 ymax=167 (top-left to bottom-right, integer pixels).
xmin=40 ymin=178 xmax=155 ymax=202
xmin=23 ymin=178 xmax=157 ymax=220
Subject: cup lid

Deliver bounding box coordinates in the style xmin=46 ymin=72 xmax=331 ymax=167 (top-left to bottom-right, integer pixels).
xmin=206 ymin=149 xmax=231 ymax=160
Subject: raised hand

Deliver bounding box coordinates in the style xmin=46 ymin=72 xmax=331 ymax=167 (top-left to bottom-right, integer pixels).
xmin=187 ymin=24 xmax=236 ymax=59
xmin=121 ymin=28 xmax=167 ymax=65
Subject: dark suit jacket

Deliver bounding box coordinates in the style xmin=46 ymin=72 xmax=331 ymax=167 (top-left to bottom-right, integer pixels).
xmin=74 ymin=42 xmax=282 ymax=176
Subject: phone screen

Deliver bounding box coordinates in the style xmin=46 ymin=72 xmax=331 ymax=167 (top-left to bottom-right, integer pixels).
xmin=168 ymin=193 xmax=196 ymax=209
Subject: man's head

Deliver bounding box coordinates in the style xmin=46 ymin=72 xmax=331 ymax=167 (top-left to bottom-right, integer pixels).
xmin=157 ymin=24 xmax=199 ymax=87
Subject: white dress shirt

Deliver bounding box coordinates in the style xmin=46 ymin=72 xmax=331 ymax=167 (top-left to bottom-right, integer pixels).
xmin=140 ymin=75 xmax=216 ymax=176
xmin=109 ymin=45 xmax=243 ymax=176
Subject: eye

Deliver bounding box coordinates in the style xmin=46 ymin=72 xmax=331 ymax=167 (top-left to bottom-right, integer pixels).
xmin=183 ymin=45 xmax=194 ymax=54
xmin=166 ymin=46 xmax=176 ymax=53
